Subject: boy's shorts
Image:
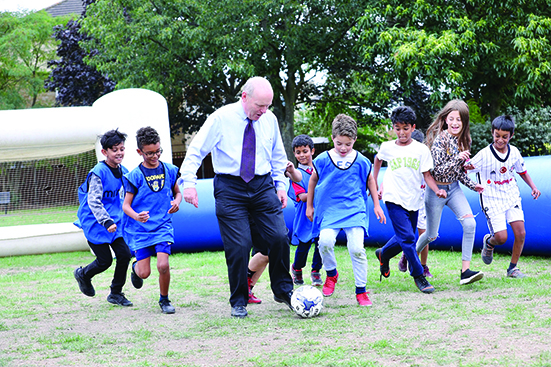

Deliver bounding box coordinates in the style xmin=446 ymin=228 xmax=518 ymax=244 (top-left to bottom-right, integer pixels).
xmin=251 ymin=246 xmax=268 ymax=257
xmin=486 ymin=204 xmax=524 ymax=234
xmin=417 ymin=205 xmax=426 ymax=231
xmin=134 ymin=242 xmax=172 ymax=261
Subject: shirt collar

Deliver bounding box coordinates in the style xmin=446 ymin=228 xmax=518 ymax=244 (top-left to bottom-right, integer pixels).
xmin=298 ymin=163 xmax=313 ymax=173
xmin=237 ymin=99 xmax=250 ymax=123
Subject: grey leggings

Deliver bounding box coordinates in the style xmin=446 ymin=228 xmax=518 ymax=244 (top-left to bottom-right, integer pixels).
xmin=416 ymin=181 xmax=476 ymax=261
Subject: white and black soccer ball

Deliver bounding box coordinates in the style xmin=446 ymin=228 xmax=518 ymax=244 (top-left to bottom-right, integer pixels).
xmin=291 ymin=285 xmax=323 ymax=318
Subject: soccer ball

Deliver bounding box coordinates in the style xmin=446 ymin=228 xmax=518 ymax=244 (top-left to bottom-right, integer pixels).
xmin=291 ymin=285 xmax=323 ymax=318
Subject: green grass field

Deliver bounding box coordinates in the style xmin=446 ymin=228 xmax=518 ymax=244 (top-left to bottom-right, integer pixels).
xmin=1 ymin=246 xmax=550 ymax=366
xmin=0 ymin=205 xmax=78 ymax=227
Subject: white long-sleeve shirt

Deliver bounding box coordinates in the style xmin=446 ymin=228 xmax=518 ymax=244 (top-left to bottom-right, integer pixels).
xmin=179 ymin=100 xmax=288 ymax=191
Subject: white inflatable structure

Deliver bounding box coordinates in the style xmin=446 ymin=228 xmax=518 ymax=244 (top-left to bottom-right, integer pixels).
xmin=0 ymin=89 xmax=172 ymax=257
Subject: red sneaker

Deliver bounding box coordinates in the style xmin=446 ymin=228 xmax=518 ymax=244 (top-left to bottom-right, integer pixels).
xmin=248 ymin=277 xmax=262 ymax=304
xmin=322 ymin=271 xmax=339 ymax=297
xmin=248 ymin=290 xmax=262 ymax=304
xmin=356 ymin=292 xmax=372 ymax=306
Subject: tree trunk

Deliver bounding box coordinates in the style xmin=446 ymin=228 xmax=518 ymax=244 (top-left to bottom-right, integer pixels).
xmin=280 ymin=102 xmax=295 ymax=161
xmin=271 ymin=75 xmax=296 ymax=160
xmin=271 ymin=99 xmax=295 ymax=160
xmin=489 ymin=96 xmax=502 ymax=121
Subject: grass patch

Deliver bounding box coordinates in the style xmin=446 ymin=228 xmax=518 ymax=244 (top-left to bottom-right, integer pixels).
xmin=0 ymin=205 xmax=78 ymax=227
xmin=1 ymin=247 xmax=551 ymax=366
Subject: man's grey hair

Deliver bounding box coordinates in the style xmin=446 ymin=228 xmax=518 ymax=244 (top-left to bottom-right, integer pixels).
xmin=242 ymin=77 xmax=272 ymax=97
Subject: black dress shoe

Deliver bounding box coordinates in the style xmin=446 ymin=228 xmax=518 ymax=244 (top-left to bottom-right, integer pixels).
xmin=273 ymin=291 xmax=293 ymax=311
xmin=231 ymin=305 xmax=248 ymax=318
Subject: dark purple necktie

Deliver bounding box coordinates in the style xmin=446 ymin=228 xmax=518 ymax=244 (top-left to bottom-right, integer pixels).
xmin=240 ymin=118 xmax=256 ymax=182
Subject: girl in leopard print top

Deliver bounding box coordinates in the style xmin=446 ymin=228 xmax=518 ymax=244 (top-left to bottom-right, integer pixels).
xmin=429 ymin=129 xmax=478 ymax=191
xmin=416 ymin=100 xmax=485 ymax=286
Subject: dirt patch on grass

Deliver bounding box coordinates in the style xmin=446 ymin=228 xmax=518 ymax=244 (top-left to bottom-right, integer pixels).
xmin=2 ymin=252 xmax=551 ymax=367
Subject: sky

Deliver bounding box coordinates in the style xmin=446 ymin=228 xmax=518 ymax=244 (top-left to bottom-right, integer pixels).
xmin=0 ymin=0 xmax=60 ymax=12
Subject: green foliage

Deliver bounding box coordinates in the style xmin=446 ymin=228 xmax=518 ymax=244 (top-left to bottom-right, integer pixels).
xmin=467 ymin=99 xmax=488 ymax=125
xmin=81 ymin=0 xmax=370 ymax=155
xmin=358 ymin=0 xmax=551 ymax=120
xmin=470 ymin=120 xmax=493 ymax=154
xmin=355 ymin=122 xmax=390 ymax=158
xmin=0 ymin=89 xmax=25 ymax=110
xmin=506 ymin=106 xmax=551 ymax=157
xmin=294 ymin=106 xmax=332 ymax=139
xmin=470 ymin=106 xmax=551 ymax=156
xmin=0 ymin=11 xmax=71 ymax=109
xmin=294 ymin=104 xmax=390 ymax=158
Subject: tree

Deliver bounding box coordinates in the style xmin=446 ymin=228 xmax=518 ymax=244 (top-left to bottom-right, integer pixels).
xmin=45 ymin=1 xmax=116 ymax=106
xmin=81 ymin=0 xmax=371 ymax=156
xmin=358 ymin=0 xmax=551 ymax=119
xmin=45 ymin=19 xmax=116 ymax=106
xmin=470 ymin=106 xmax=551 ymax=156
xmin=0 ymin=11 xmax=68 ymax=109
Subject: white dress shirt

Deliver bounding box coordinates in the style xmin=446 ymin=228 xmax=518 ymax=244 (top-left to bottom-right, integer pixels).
xmin=180 ymin=100 xmax=288 ymax=191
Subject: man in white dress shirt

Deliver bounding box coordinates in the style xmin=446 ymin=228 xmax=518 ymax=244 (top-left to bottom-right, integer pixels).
xmin=179 ymin=77 xmax=293 ymax=318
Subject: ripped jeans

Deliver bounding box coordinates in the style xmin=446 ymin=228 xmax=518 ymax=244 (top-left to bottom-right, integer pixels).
xmin=416 ymin=181 xmax=476 ymax=261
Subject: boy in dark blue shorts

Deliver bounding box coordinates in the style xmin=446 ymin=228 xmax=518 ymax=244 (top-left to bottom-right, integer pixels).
xmin=74 ymin=129 xmax=133 ymax=306
xmin=287 ymin=134 xmax=323 ymax=286
xmin=122 ymin=126 xmax=182 ymax=314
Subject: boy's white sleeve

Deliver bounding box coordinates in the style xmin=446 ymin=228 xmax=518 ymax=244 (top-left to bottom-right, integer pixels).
xmin=376 ymin=142 xmax=389 ymax=161
xmin=512 ymin=147 xmax=527 ymax=173
xmin=419 ymin=145 xmax=434 ymax=173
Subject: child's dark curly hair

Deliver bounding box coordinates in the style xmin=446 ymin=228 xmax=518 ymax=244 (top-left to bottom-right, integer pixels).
xmin=136 ymin=126 xmax=160 ymax=150
xmin=292 ymin=134 xmax=314 ymax=150
xmin=100 ymin=129 xmax=127 ymax=150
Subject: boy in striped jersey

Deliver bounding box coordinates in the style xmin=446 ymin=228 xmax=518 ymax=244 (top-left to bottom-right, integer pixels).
xmin=468 ymin=115 xmax=540 ymax=278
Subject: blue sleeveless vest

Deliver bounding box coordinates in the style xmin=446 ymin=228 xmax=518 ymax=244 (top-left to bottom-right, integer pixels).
xmin=312 ymin=151 xmax=372 ymax=235
xmin=75 ymin=161 xmax=128 ymax=245
xmin=287 ymin=167 xmax=315 ymax=244
xmin=123 ymin=162 xmax=179 ymax=251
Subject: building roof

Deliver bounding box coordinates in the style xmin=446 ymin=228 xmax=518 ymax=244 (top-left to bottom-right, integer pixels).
xmin=44 ymin=0 xmax=85 ymax=17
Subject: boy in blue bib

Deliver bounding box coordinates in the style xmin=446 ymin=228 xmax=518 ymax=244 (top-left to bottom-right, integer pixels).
xmin=123 ymin=126 xmax=182 ymax=314
xmin=306 ymin=114 xmax=386 ymax=306
xmin=74 ymin=129 xmax=133 ymax=307
xmin=287 ymin=134 xmax=323 ymax=286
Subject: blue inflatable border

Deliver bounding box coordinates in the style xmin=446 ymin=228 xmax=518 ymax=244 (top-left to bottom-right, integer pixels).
xmin=172 ymin=156 xmax=550 ymax=256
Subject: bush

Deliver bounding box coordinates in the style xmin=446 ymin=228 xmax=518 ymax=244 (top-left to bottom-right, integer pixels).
xmin=470 ymin=106 xmax=551 ymax=157
xmin=470 ymin=120 xmax=492 ymax=154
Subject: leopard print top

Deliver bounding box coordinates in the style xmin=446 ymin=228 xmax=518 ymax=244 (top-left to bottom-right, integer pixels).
xmin=430 ymin=130 xmax=477 ymax=191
